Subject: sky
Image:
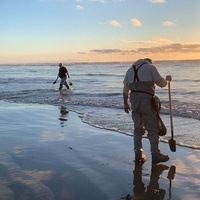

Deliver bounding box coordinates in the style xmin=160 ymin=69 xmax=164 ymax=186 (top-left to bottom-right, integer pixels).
xmin=1 ymin=0 xmax=200 ymax=64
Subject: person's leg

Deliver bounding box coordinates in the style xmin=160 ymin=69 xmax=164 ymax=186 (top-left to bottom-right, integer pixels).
xmin=64 ymin=80 xmax=69 ymax=89
xmin=131 ymin=93 xmax=169 ymax=163
xmin=142 ymin=109 xmax=169 ymax=163
xmin=59 ymin=77 xmax=66 ymax=90
xmin=132 ymin=112 xmax=146 ymax=162
xmin=132 ymin=112 xmax=145 ymax=154
xmin=142 ymin=110 xmax=160 ymax=155
xmin=130 ymin=94 xmax=146 ymax=162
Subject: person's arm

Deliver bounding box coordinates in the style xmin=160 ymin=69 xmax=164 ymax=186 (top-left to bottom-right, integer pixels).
xmin=66 ymin=69 xmax=70 ymax=78
xmin=123 ymin=84 xmax=130 ymax=114
xmin=151 ymin=65 xmax=168 ymax=88
xmin=155 ymin=78 xmax=167 ymax=88
xmin=53 ymin=72 xmax=59 ymax=84
xmin=155 ymin=75 xmax=172 ymax=87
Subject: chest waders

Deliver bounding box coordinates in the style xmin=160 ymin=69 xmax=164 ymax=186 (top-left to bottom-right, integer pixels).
xmin=132 ymin=63 xmax=154 ymax=96
xmin=131 ymin=63 xmax=167 ymax=136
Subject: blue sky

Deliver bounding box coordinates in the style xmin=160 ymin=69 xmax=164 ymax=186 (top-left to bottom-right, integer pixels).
xmin=1 ymin=0 xmax=200 ymax=63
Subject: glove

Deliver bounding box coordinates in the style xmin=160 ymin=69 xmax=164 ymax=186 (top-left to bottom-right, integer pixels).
xmin=166 ymin=75 xmax=172 ymax=81
xmin=53 ymin=81 xmax=56 ymax=84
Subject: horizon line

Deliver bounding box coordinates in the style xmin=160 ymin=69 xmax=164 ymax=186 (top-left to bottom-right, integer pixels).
xmin=1 ymin=58 xmax=200 ymax=65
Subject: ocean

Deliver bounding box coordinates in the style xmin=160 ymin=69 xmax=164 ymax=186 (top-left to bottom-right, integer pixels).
xmin=0 ymin=60 xmax=200 ymax=150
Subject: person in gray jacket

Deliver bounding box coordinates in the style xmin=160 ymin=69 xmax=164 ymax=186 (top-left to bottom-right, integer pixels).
xmin=123 ymin=58 xmax=171 ymax=164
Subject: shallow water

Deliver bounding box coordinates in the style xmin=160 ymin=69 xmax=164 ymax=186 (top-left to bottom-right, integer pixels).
xmin=0 ymin=60 xmax=200 ymax=149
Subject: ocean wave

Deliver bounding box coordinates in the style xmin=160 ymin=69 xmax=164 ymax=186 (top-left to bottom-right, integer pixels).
xmin=83 ymin=73 xmax=124 ymax=78
xmin=1 ymin=89 xmax=199 ymax=120
xmin=1 ymin=60 xmax=200 ymax=151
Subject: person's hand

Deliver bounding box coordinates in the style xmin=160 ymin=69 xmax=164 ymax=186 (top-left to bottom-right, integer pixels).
xmin=124 ymin=103 xmax=131 ymax=114
xmin=166 ymin=75 xmax=172 ymax=81
xmin=53 ymin=81 xmax=56 ymax=84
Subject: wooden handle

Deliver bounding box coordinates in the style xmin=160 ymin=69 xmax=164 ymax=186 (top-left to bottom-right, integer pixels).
xmin=168 ymin=81 xmax=174 ymax=139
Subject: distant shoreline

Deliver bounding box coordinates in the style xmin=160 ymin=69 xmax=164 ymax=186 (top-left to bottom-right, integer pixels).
xmin=1 ymin=59 xmax=200 ymax=66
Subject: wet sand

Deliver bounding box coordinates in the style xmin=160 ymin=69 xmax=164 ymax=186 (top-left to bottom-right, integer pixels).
xmin=0 ymin=101 xmax=200 ymax=200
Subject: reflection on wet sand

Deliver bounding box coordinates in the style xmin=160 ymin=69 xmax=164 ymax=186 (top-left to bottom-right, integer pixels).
xmin=59 ymin=106 xmax=69 ymax=127
xmin=125 ymin=164 xmax=176 ymax=200
xmin=1 ymin=101 xmax=200 ymax=200
xmin=0 ymin=155 xmax=54 ymax=200
xmin=167 ymin=166 xmax=176 ymax=200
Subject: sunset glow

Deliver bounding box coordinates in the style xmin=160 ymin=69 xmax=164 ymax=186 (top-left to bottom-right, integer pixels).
xmin=1 ymin=0 xmax=200 ymax=64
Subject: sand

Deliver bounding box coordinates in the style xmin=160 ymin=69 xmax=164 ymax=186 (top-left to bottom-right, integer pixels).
xmin=0 ymin=101 xmax=200 ymax=200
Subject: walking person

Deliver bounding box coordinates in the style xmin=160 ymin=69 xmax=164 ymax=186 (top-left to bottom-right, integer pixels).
xmin=53 ymin=63 xmax=70 ymax=90
xmin=123 ymin=58 xmax=172 ymax=164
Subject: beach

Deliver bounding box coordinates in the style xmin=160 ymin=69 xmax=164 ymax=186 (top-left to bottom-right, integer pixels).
xmin=0 ymin=100 xmax=200 ymax=200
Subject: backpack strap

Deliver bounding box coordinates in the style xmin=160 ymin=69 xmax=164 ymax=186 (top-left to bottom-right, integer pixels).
xmin=131 ymin=62 xmax=154 ymax=96
xmin=133 ymin=63 xmax=146 ymax=82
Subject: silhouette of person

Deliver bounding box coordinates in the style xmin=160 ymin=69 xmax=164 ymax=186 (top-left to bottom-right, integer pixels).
xmin=53 ymin=63 xmax=70 ymax=90
xmin=124 ymin=163 xmax=175 ymax=200
xmin=59 ymin=106 xmax=69 ymax=127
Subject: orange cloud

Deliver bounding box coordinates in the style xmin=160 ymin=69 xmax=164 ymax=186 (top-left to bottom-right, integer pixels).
xmin=130 ymin=18 xmax=142 ymax=27
xmin=78 ymin=43 xmax=200 ymax=55
xmin=110 ymin=20 xmax=121 ymax=27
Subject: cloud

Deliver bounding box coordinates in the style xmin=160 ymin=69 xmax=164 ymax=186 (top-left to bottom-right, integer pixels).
xmin=110 ymin=20 xmax=121 ymax=27
xmin=134 ymin=43 xmax=200 ymax=54
xmin=100 ymin=20 xmax=123 ymax=27
xmin=90 ymin=49 xmax=123 ymax=54
xmin=77 ymin=43 xmax=200 ymax=55
xmin=40 ymin=0 xmax=65 ymax=2
xmin=121 ymin=39 xmax=132 ymax=44
xmin=77 ymin=51 xmax=88 ymax=54
xmin=150 ymin=0 xmax=166 ymax=3
xmin=76 ymin=5 xmax=84 ymax=10
xmin=130 ymin=18 xmax=142 ymax=27
xmin=89 ymin=0 xmax=105 ymax=3
xmin=122 ymin=38 xmax=173 ymax=46
xmin=162 ymin=21 xmax=174 ymax=26
xmin=147 ymin=43 xmax=200 ymax=53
